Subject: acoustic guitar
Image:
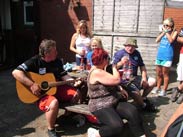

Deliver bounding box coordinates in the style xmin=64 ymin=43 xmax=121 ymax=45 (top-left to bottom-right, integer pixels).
xmin=16 ymin=72 xmax=78 ymax=104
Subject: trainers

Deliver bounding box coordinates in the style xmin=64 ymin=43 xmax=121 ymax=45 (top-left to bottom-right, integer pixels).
xmin=143 ymin=98 xmax=152 ymax=105
xmin=151 ymin=87 xmax=160 ymax=94
xmin=48 ymin=129 xmax=58 ymax=137
xmin=176 ymin=93 xmax=183 ymax=104
xmin=171 ymin=87 xmax=180 ymax=102
xmin=142 ymin=102 xmax=157 ymax=112
xmin=87 ymin=127 xmax=98 ymax=137
xmin=158 ymin=90 xmax=166 ymax=97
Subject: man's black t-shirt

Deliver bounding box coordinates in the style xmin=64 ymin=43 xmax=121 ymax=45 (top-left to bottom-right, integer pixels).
xmin=16 ymin=55 xmax=67 ymax=80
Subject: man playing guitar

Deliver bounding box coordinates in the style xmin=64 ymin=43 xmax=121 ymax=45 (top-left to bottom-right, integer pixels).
xmin=12 ymin=39 xmax=82 ymax=137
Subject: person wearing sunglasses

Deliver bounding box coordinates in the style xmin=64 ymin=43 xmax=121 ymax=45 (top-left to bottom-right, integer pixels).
xmin=152 ymin=17 xmax=178 ymax=96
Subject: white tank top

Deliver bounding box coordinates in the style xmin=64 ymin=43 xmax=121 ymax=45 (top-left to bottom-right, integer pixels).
xmin=75 ymin=34 xmax=91 ymax=58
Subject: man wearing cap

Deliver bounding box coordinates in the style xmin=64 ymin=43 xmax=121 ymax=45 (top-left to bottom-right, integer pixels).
xmin=112 ymin=37 xmax=157 ymax=112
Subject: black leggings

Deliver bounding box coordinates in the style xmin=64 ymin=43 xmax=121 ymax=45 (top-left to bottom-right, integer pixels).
xmin=93 ymin=102 xmax=145 ymax=137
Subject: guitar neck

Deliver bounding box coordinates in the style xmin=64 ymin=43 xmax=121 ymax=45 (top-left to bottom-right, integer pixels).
xmin=48 ymin=79 xmax=76 ymax=87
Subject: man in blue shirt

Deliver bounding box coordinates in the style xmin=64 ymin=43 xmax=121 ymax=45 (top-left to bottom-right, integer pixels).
xmin=112 ymin=37 xmax=157 ymax=112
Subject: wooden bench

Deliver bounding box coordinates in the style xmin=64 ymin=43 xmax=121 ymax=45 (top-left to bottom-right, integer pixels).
xmin=64 ymin=104 xmax=92 ymax=115
xmin=60 ymin=103 xmax=93 ymax=116
xmin=60 ymin=103 xmax=128 ymax=124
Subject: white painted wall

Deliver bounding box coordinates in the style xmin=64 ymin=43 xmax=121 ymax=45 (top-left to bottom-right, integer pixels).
xmin=92 ymin=0 xmax=165 ymax=76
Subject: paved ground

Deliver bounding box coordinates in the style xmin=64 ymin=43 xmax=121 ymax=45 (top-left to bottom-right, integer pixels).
xmin=0 ymin=68 xmax=180 ymax=137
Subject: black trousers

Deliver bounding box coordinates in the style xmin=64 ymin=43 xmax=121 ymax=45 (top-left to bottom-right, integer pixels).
xmin=93 ymin=101 xmax=145 ymax=137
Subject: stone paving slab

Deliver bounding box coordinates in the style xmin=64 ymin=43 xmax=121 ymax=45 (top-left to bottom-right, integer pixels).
xmin=0 ymin=69 xmax=180 ymax=137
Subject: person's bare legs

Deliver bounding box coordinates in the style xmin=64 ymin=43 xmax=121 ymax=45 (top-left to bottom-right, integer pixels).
xmin=156 ymin=65 xmax=163 ymax=89
xmin=178 ymin=82 xmax=183 ymax=91
xmin=45 ymin=99 xmax=59 ymax=130
xmin=162 ymin=66 xmax=170 ymax=92
xmin=142 ymin=85 xmax=154 ymax=97
xmin=131 ymin=91 xmax=156 ymax=112
xmin=130 ymin=91 xmax=144 ymax=106
xmin=142 ymin=77 xmax=156 ymax=97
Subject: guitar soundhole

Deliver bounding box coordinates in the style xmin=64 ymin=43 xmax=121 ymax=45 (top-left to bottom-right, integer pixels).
xmin=41 ymin=81 xmax=49 ymax=91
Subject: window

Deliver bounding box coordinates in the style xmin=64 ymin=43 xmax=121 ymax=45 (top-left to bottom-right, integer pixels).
xmin=24 ymin=1 xmax=34 ymax=25
xmin=166 ymin=0 xmax=183 ymax=8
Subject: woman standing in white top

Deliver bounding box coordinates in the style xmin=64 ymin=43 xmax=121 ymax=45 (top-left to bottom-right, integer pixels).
xmin=70 ymin=20 xmax=92 ymax=68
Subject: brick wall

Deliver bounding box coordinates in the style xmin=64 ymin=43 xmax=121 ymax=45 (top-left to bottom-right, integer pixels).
xmin=164 ymin=8 xmax=183 ymax=32
xmin=40 ymin=0 xmax=92 ymax=62
xmin=67 ymin=0 xmax=92 ymax=31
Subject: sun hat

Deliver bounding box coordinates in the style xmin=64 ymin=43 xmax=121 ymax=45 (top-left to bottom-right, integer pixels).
xmin=124 ymin=37 xmax=138 ymax=48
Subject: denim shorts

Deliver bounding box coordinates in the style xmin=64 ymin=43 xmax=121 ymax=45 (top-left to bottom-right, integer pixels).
xmin=121 ymin=76 xmax=142 ymax=93
xmin=120 ymin=76 xmax=155 ymax=93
